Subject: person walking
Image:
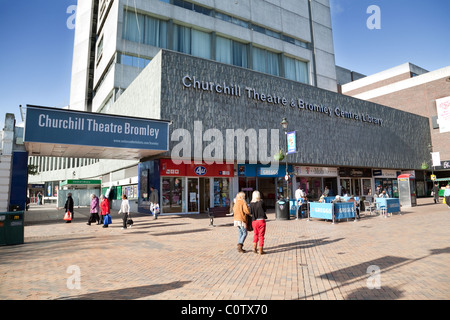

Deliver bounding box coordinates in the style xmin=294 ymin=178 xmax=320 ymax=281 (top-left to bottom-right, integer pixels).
xmin=433 ymin=183 xmax=439 ymax=204
xmin=149 ymin=186 xmax=159 ymax=219
xmin=100 ymin=194 xmax=111 ymax=228
xmin=250 ymin=190 xmax=267 ymax=255
xmin=444 ymin=184 xmax=450 ymax=209
xmin=118 ymin=194 xmax=130 ymax=230
xmin=87 ymin=194 xmax=100 ymax=225
xmin=233 ymin=191 xmax=250 ymax=253
xmin=64 ymin=193 xmax=74 ymax=223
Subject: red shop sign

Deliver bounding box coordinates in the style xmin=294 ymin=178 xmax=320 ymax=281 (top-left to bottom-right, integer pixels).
xmin=186 ymin=163 xmax=234 ymax=177
xmin=160 ymin=158 xmax=186 ymax=176
xmin=160 ymin=159 xmax=233 ymax=177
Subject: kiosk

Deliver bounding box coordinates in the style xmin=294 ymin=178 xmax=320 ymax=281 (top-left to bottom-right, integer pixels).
xmin=397 ymin=174 xmax=416 ymax=207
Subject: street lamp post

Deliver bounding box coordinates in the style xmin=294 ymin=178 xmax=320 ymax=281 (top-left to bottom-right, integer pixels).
xmin=281 ymin=118 xmax=289 ymax=200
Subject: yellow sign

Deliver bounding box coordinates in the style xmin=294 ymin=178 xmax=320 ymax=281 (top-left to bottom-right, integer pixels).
xmin=431 ymin=175 xmax=436 ymax=181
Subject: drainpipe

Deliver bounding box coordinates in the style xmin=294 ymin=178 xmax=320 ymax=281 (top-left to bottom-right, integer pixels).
xmin=308 ymin=0 xmax=318 ymax=87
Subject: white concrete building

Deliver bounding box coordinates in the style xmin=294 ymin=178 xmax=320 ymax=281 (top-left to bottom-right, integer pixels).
xmin=30 ymin=0 xmax=339 ymax=210
xmin=70 ymin=0 xmax=338 ymax=113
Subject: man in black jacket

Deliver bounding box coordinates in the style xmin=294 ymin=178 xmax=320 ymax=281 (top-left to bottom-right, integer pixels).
xmin=64 ymin=193 xmax=74 ymax=223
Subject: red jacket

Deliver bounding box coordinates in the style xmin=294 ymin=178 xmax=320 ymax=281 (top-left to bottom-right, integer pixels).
xmin=100 ymin=198 xmax=110 ymax=216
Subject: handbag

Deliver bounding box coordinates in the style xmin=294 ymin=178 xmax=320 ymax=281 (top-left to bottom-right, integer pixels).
xmin=64 ymin=211 xmax=72 ymax=221
xmin=246 ymin=214 xmax=253 ymax=232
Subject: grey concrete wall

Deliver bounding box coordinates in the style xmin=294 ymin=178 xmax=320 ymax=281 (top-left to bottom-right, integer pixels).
xmin=156 ymin=50 xmax=430 ymax=170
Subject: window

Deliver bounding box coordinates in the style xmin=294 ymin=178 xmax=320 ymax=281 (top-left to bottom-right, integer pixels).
xmin=123 ymin=10 xmax=168 ymax=48
xmin=216 ymin=36 xmax=248 ymax=68
xmin=123 ymin=10 xmax=144 ymax=43
xmin=97 ymin=36 xmax=104 ymax=62
xmin=284 ymin=56 xmax=309 ymax=84
xmin=252 ymin=47 xmax=280 ymax=76
xmin=173 ymin=24 xmax=211 ymax=59
xmin=119 ymin=53 xmax=151 ymax=68
xmin=191 ymin=29 xmax=211 ymax=59
xmin=144 ymin=16 xmax=168 ymax=48
xmin=172 ymin=24 xmax=191 ymax=54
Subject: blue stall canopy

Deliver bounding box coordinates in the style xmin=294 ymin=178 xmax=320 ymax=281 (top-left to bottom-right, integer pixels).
xmin=23 ymin=105 xmax=171 ymax=160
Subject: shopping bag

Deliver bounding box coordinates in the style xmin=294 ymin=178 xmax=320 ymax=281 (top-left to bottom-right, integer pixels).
xmin=104 ymin=214 xmax=112 ymax=225
xmin=64 ymin=211 xmax=72 ymax=221
xmin=150 ymin=203 xmax=160 ymax=215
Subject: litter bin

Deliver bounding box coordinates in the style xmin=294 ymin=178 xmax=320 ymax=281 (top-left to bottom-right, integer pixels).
xmin=0 ymin=211 xmax=25 ymax=246
xmin=276 ymin=199 xmax=290 ymax=220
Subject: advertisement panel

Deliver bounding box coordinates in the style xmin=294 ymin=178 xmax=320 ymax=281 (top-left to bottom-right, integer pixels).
xmin=436 ymin=96 xmax=450 ymax=133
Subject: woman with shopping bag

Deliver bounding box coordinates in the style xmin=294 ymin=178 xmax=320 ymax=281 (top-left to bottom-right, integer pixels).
xmin=64 ymin=193 xmax=74 ymax=223
xmin=100 ymin=195 xmax=111 ymax=228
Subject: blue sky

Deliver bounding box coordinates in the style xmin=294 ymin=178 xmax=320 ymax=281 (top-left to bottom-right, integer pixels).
xmin=330 ymin=0 xmax=450 ymax=75
xmin=0 ymin=0 xmax=449 ymax=128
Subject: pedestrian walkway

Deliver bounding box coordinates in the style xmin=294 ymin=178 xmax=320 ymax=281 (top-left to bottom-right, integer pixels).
xmin=1 ymin=198 xmax=449 ymax=300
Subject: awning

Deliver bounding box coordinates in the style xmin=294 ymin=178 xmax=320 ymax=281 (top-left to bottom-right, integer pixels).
xmin=435 ymin=177 xmax=450 ymax=182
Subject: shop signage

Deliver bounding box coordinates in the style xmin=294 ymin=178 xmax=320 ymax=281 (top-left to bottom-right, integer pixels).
xmin=60 ymin=179 xmax=101 ymax=186
xmin=160 ymin=159 xmax=233 ymax=177
xmin=339 ymin=167 xmax=372 ymax=177
xmin=182 ymin=75 xmax=384 ymax=126
xmin=435 ymin=160 xmax=450 ymax=170
xmin=237 ymin=164 xmax=292 ymax=177
xmin=294 ymin=166 xmax=338 ymax=177
xmin=25 ymin=105 xmax=169 ymax=151
xmin=194 ymin=166 xmax=207 ymax=176
xmin=372 ymin=169 xmax=398 ymax=178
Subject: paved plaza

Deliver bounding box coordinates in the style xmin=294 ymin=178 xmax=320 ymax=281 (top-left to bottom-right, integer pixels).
xmin=1 ymin=198 xmax=449 ymax=301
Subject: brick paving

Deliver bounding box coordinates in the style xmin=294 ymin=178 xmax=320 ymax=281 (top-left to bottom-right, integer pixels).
xmin=1 ymin=198 xmax=450 ymax=300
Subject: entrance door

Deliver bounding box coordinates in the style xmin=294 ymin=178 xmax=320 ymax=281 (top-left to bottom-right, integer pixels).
xmin=352 ymin=178 xmax=361 ymax=197
xmin=199 ymin=178 xmax=210 ymax=213
xmin=187 ymin=178 xmax=199 ymax=213
xmin=340 ymin=178 xmax=351 ymax=195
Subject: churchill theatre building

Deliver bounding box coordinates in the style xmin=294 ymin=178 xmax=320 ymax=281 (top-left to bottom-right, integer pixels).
xmin=28 ymin=0 xmax=431 ymax=214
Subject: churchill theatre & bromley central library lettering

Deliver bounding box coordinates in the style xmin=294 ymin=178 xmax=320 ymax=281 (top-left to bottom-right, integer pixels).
xmin=181 ymin=75 xmax=384 ymax=126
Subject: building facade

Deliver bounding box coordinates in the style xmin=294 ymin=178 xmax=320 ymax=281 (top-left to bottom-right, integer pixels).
xmin=108 ymin=49 xmax=430 ymax=213
xmin=28 ymin=0 xmax=434 ymax=214
xmin=341 ymin=62 xmax=450 ymax=194
xmin=70 ymin=0 xmax=338 ymax=114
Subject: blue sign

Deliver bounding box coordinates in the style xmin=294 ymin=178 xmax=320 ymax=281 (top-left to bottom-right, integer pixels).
xmin=334 ymin=203 xmax=355 ymax=220
xmin=24 ymin=106 xmax=169 ymax=151
xmin=310 ymin=202 xmax=333 ymax=220
xmin=194 ymin=166 xmax=207 ymax=176
xmin=286 ymin=131 xmax=296 ymax=154
xmin=376 ymin=198 xmax=401 ymax=214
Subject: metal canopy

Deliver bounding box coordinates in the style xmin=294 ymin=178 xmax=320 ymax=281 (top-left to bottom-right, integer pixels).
xmin=24 ymin=141 xmax=167 ymax=160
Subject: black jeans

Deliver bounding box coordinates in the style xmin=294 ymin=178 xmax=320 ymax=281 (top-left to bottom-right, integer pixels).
xmin=88 ymin=212 xmax=100 ymax=224
xmin=122 ymin=213 xmax=129 ymax=228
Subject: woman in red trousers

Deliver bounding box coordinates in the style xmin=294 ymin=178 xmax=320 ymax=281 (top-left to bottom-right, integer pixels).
xmin=249 ymin=190 xmax=267 ymax=255
xmin=100 ymin=194 xmax=111 ymax=228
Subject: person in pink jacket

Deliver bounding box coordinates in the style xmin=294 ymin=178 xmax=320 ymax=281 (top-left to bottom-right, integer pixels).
xmin=87 ymin=194 xmax=100 ymax=225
